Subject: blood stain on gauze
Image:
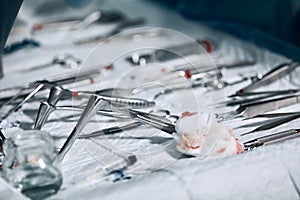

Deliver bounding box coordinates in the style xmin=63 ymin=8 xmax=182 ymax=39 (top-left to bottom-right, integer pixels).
xmin=175 ymin=111 xmax=244 ymax=156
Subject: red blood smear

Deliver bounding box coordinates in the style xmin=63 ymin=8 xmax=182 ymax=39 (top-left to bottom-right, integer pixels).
xmin=190 ymin=145 xmax=200 ymax=150
xmin=238 ymin=89 xmax=244 ymax=94
xmin=89 ymin=78 xmax=95 ymax=84
xmin=33 ymin=24 xmax=43 ymax=31
xmin=181 ymin=111 xmax=197 ymax=118
xmin=160 ymin=68 xmax=166 ymax=73
xmin=72 ymin=91 xmax=79 ymax=97
xmin=184 ymin=69 xmax=192 ymax=79
xmin=198 ymin=39 xmax=213 ymax=53
xmin=228 ymin=128 xmax=234 ymax=136
xmin=104 ymin=65 xmax=113 ymax=70
xmin=236 ymin=140 xmax=244 ymax=154
xmin=217 ymin=148 xmax=226 ymax=153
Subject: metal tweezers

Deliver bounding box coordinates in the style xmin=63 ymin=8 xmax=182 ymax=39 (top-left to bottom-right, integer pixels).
xmin=115 ymin=108 xmax=176 ymax=134
xmin=222 ymin=89 xmax=299 ymax=107
xmin=217 ymin=93 xmax=300 ymax=120
xmin=237 ymin=61 xmax=300 ymax=94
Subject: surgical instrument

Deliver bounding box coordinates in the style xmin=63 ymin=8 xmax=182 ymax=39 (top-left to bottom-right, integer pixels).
xmin=243 ymin=129 xmax=300 ymax=151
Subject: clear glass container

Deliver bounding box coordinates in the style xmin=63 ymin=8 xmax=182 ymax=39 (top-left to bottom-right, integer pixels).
xmin=2 ymin=130 xmax=62 ymax=200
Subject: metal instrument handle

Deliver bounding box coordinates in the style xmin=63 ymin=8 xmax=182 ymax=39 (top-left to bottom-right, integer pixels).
xmin=244 ymin=129 xmax=299 ymax=150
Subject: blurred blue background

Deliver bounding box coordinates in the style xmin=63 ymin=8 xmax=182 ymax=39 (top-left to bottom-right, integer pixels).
xmin=148 ymin=0 xmax=300 ymax=62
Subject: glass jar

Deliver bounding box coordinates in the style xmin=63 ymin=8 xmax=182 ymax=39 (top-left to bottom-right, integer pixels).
xmin=2 ymin=130 xmax=62 ymax=199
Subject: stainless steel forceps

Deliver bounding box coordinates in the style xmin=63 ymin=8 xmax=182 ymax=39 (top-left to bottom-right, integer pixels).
xmin=78 ymin=109 xmax=179 ymax=139
xmin=222 ymin=89 xmax=299 ymax=107
xmin=216 ymin=93 xmax=300 ymax=120
xmin=237 ymin=61 xmax=300 ymax=94
xmin=116 ymin=108 xmax=177 ymax=134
